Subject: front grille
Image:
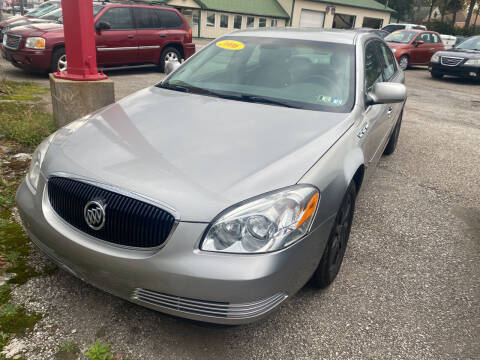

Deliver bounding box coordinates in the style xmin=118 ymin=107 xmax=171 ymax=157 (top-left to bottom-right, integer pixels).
xmin=4 ymin=33 xmax=21 ymax=50
xmin=133 ymin=288 xmax=288 ymax=319
xmin=48 ymin=177 xmax=176 ymax=248
xmin=441 ymin=56 xmax=464 ymax=67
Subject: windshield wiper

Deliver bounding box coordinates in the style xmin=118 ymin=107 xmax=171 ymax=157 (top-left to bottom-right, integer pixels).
xmin=237 ymin=94 xmax=299 ymax=108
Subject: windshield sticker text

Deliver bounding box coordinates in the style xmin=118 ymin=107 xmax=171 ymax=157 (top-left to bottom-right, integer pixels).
xmin=216 ymin=40 xmax=245 ymax=51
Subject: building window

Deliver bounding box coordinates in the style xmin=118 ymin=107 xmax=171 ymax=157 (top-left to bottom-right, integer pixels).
xmin=220 ymin=14 xmax=229 ymax=28
xmin=362 ymin=17 xmax=383 ymax=29
xmin=271 ymin=19 xmax=278 ymax=27
xmin=234 ymin=15 xmax=242 ymax=29
xmin=206 ymin=11 xmax=215 ymax=27
xmin=247 ymin=16 xmax=255 ymax=28
xmin=259 ymin=18 xmax=266 ymax=27
xmin=332 ymin=14 xmax=356 ymax=29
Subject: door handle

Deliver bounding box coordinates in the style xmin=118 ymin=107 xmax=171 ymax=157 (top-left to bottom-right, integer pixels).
xmin=387 ymin=107 xmax=393 ymax=116
xmin=159 ymin=34 xmax=167 ymax=38
xmin=127 ymin=35 xmax=135 ymax=39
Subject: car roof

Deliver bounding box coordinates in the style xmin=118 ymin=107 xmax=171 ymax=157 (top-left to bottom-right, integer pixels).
xmin=227 ymin=28 xmax=365 ymax=45
xmin=96 ymin=1 xmax=173 ymax=9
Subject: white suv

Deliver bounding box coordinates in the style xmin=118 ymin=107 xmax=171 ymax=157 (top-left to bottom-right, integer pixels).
xmin=382 ymin=24 xmax=427 ymax=33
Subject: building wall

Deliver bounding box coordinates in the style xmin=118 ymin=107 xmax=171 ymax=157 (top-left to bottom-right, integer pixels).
xmin=277 ymin=0 xmax=294 ymax=22
xmin=292 ymin=0 xmax=391 ymax=29
xmin=199 ymin=10 xmax=287 ymax=38
xmin=168 ymin=0 xmax=200 ymax=9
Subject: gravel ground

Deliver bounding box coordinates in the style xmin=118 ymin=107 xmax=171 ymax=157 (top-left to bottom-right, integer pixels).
xmin=1 ymin=59 xmax=479 ymax=359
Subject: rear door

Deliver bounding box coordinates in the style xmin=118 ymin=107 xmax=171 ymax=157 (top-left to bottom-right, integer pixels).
xmin=361 ymin=40 xmax=391 ymax=168
xmin=95 ymin=6 xmax=139 ymax=66
xmin=133 ymin=7 xmax=164 ymax=64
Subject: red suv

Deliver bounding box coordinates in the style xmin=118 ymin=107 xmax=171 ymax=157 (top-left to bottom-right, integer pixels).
xmin=1 ymin=2 xmax=195 ymax=73
xmin=385 ymin=30 xmax=445 ymax=70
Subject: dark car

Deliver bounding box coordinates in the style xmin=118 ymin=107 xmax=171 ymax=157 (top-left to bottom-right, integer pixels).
xmin=1 ymin=2 xmax=195 ymax=73
xmin=429 ymin=36 xmax=480 ymax=81
xmin=385 ymin=30 xmax=445 ymax=70
xmin=0 ymin=1 xmax=61 ymax=32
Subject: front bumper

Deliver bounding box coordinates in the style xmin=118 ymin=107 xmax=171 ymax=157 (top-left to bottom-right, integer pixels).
xmin=429 ymin=62 xmax=480 ymax=79
xmin=2 ymin=46 xmax=51 ymax=72
xmin=16 ymin=177 xmax=334 ymax=324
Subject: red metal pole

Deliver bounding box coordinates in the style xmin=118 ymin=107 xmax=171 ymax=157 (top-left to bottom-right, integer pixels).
xmin=55 ymin=0 xmax=107 ymax=81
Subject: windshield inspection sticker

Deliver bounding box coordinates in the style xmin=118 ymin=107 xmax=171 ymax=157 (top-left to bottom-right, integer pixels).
xmin=216 ymin=40 xmax=245 ymax=50
xmin=316 ymin=95 xmax=344 ymax=106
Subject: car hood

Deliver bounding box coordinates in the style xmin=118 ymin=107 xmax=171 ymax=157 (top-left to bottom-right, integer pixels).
xmin=7 ymin=22 xmax=62 ymax=36
xmin=435 ymin=48 xmax=480 ymax=59
xmin=0 ymin=16 xmax=28 ymax=26
xmin=387 ymin=42 xmax=410 ymax=49
xmin=43 ymin=87 xmax=354 ymax=222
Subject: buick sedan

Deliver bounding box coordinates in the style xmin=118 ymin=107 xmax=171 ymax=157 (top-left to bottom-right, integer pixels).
xmin=17 ymin=29 xmax=407 ymax=324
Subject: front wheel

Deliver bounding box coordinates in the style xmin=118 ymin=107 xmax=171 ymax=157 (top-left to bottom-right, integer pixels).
xmin=383 ymin=110 xmax=403 ymax=155
xmin=159 ymin=47 xmax=182 ymax=73
xmin=50 ymin=47 xmax=67 ymax=73
xmin=398 ymin=55 xmax=409 ymax=71
xmin=312 ymin=182 xmax=356 ymax=288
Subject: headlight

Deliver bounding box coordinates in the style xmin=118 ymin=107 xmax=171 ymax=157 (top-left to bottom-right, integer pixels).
xmin=201 ymin=185 xmax=319 ymax=254
xmin=25 ymin=37 xmax=45 ymax=49
xmin=465 ymin=59 xmax=480 ymax=65
xmin=431 ymin=53 xmax=440 ymax=62
xmin=26 ymin=133 xmax=55 ymax=192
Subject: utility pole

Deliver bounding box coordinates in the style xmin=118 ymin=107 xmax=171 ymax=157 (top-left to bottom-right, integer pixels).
xmin=20 ymin=0 xmax=25 ymax=16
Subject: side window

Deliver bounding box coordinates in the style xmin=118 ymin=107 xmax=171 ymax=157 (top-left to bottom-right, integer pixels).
xmin=379 ymin=43 xmax=397 ymax=80
xmin=365 ymin=42 xmax=384 ymax=92
xmin=134 ymin=8 xmax=160 ymax=29
xmin=233 ymin=15 xmax=242 ymax=29
xmin=419 ymin=33 xmax=432 ymax=43
xmin=157 ymin=9 xmax=183 ymax=29
xmin=206 ymin=11 xmax=215 ymax=27
xmin=432 ymin=33 xmax=440 ymax=43
xmin=98 ymin=7 xmax=134 ymax=30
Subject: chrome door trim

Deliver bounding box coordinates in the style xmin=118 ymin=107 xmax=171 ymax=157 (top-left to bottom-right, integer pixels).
xmin=97 ymin=46 xmax=138 ymax=52
xmin=139 ymin=46 xmax=161 ymax=50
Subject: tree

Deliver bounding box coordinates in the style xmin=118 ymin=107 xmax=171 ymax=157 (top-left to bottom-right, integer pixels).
xmin=377 ymin=0 xmax=416 ymax=21
xmin=465 ymin=0 xmax=477 ymax=28
xmin=448 ymin=0 xmax=464 ymax=25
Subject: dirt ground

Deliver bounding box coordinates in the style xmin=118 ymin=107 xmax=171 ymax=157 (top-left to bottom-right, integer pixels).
xmin=0 ymin=57 xmax=479 ymax=359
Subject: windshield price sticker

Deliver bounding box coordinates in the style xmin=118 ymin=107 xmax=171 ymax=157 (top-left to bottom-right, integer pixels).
xmin=216 ymin=40 xmax=245 ymax=51
xmin=316 ymin=95 xmax=344 ymax=106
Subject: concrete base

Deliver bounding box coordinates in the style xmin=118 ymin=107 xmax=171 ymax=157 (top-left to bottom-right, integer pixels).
xmin=50 ymin=74 xmax=115 ymax=127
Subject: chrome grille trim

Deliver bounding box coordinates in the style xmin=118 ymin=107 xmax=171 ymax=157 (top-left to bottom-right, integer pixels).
xmin=133 ymin=288 xmax=288 ymax=319
xmin=440 ymin=56 xmax=464 ymax=67
xmin=4 ymin=33 xmax=21 ymax=50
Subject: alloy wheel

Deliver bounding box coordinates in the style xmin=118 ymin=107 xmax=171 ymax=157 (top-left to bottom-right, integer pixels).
xmin=164 ymin=52 xmax=179 ymax=62
xmin=57 ymin=55 xmax=67 ymax=72
xmin=399 ymin=56 xmax=408 ymax=71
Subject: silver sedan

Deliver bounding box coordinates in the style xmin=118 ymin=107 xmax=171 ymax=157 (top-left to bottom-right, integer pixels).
xmin=17 ymin=29 xmax=406 ymax=324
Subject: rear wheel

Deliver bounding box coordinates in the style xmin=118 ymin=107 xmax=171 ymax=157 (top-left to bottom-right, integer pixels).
xmin=398 ymin=55 xmax=409 ymax=71
xmin=50 ymin=47 xmax=66 ymax=73
xmin=159 ymin=47 xmax=181 ymax=73
xmin=312 ymin=182 xmax=356 ymax=288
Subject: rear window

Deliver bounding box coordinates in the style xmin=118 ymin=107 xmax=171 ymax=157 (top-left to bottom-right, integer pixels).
xmin=382 ymin=24 xmax=405 ymax=33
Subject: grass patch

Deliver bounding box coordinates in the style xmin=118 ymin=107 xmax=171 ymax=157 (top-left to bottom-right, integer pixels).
xmin=85 ymin=340 xmax=113 ymax=360
xmin=0 ymin=102 xmax=55 ymax=147
xmin=0 ymin=303 xmax=41 ymax=335
xmin=55 ymin=341 xmax=80 ymax=360
xmin=0 ymin=80 xmax=48 ymax=101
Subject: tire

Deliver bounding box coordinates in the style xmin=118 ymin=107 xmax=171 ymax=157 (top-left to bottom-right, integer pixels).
xmin=50 ymin=47 xmax=66 ymax=73
xmin=398 ymin=55 xmax=409 ymax=71
xmin=383 ymin=110 xmax=403 ymax=156
xmin=312 ymin=182 xmax=356 ymax=288
xmin=159 ymin=47 xmax=182 ymax=73
xmin=431 ymin=71 xmax=443 ymax=79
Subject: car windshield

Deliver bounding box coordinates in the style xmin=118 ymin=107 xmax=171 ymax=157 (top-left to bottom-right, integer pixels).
xmin=385 ymin=31 xmax=417 ymax=43
xmin=26 ymin=2 xmax=60 ymax=18
xmin=39 ymin=8 xmax=62 ymax=21
xmin=160 ymin=36 xmax=355 ymax=113
xmin=456 ymin=36 xmax=480 ymax=51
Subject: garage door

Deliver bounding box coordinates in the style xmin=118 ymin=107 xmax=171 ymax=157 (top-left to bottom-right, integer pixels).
xmin=299 ymin=9 xmax=325 ymax=28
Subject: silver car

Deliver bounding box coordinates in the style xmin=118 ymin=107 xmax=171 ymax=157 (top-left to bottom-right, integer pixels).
xmin=17 ymin=29 xmax=406 ymax=324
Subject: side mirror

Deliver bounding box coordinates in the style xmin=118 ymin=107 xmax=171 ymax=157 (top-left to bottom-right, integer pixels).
xmin=367 ymin=82 xmax=407 ymax=105
xmin=165 ymin=60 xmax=181 ymax=75
xmin=414 ymin=40 xmax=424 ymax=46
xmin=95 ymin=21 xmax=111 ymax=32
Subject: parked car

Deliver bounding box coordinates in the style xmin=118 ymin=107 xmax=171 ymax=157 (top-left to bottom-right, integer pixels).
xmin=385 ymin=30 xmax=445 ymax=70
xmin=1 ymin=8 xmax=63 ymax=35
xmin=382 ymin=23 xmax=427 ymax=33
xmin=429 ymin=35 xmax=480 ymax=81
xmin=16 ymin=29 xmax=406 ymax=324
xmin=1 ymin=2 xmax=195 ymax=73
xmin=440 ymin=34 xmax=457 ymax=49
xmin=0 ymin=1 xmax=61 ymax=32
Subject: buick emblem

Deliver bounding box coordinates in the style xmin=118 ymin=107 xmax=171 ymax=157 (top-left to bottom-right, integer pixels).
xmin=84 ymin=200 xmax=106 ymax=230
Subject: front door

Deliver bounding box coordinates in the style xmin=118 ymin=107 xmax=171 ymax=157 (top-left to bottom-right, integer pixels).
xmin=95 ymin=7 xmax=138 ymax=67
xmin=410 ymin=32 xmax=434 ymax=64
